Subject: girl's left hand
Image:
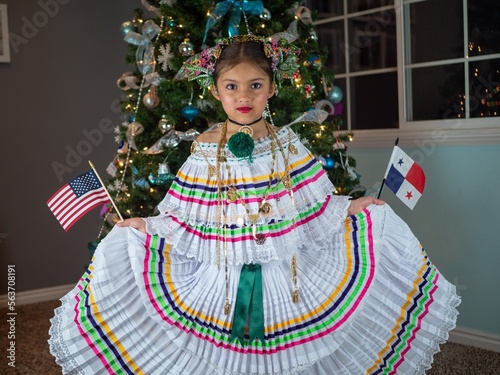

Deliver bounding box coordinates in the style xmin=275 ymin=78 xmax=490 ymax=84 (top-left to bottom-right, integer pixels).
xmin=347 ymin=196 xmax=385 ymax=216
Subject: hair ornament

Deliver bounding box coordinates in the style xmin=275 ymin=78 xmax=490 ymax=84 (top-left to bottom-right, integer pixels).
xmin=174 ymin=35 xmax=300 ymax=90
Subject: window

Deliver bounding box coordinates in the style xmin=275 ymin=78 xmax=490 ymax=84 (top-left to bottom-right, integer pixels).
xmin=309 ymin=0 xmax=500 ymax=146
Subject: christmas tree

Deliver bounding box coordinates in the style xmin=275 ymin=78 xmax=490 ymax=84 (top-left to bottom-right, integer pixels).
xmin=100 ymin=0 xmax=365 ymax=235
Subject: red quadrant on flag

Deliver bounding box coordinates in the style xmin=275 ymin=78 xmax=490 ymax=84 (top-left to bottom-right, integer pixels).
xmin=383 ymin=146 xmax=426 ymax=210
xmin=47 ymin=170 xmax=110 ymax=231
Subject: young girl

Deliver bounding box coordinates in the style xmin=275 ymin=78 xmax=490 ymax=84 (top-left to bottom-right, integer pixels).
xmin=49 ymin=36 xmax=459 ymax=374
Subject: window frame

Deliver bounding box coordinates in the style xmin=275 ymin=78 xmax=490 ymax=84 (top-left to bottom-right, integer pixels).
xmin=313 ymin=0 xmax=500 ymax=148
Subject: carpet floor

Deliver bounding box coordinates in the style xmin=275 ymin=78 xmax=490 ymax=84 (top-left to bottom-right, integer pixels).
xmin=1 ymin=300 xmax=498 ymax=374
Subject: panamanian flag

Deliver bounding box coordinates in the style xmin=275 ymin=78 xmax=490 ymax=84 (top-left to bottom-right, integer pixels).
xmin=384 ymin=146 xmax=426 ymax=210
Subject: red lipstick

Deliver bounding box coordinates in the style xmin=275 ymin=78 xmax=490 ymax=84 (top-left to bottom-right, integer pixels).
xmin=237 ymin=107 xmax=252 ymax=113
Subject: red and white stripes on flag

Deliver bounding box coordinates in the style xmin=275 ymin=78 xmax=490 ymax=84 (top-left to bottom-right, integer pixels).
xmin=383 ymin=146 xmax=426 ymax=210
xmin=47 ymin=170 xmax=110 ymax=231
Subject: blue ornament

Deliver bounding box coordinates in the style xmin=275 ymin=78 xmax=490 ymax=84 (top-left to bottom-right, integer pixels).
xmin=181 ymin=104 xmax=200 ymax=122
xmin=120 ymin=21 xmax=136 ymax=37
xmin=328 ymin=86 xmax=343 ymax=104
xmin=305 ymin=54 xmax=322 ymax=68
xmin=134 ymin=178 xmax=150 ymax=189
xmin=324 ymin=155 xmax=335 ymax=170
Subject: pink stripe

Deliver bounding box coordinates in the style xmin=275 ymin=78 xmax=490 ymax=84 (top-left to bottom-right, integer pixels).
xmin=167 ymin=195 xmax=332 ymax=244
xmin=143 ymin=208 xmax=376 ymax=355
xmin=388 ymin=275 xmax=439 ymax=375
xmin=73 ymin=293 xmax=115 ymax=374
xmin=167 ymin=170 xmax=324 ymax=210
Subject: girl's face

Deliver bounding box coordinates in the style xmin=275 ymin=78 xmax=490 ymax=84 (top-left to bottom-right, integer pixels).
xmin=212 ymin=61 xmax=275 ymax=124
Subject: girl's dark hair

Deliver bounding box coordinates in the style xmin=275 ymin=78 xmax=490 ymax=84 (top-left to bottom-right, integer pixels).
xmin=213 ymin=41 xmax=273 ymax=85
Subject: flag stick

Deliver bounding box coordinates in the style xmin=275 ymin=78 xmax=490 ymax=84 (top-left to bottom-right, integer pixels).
xmin=377 ymin=138 xmax=400 ymax=199
xmin=88 ymin=160 xmax=124 ymax=222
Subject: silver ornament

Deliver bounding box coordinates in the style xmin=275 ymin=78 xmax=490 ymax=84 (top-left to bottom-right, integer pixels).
xmin=179 ymin=39 xmax=194 ymax=56
xmin=158 ymin=115 xmax=174 ymax=134
xmin=260 ymin=8 xmax=271 ymax=20
xmin=143 ymin=86 xmax=160 ymax=109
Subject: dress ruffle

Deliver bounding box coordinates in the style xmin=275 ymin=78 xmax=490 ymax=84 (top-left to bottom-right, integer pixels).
xmin=49 ymin=205 xmax=459 ymax=375
xmin=144 ymin=126 xmax=350 ymax=266
xmin=49 ymin=127 xmax=460 ymax=374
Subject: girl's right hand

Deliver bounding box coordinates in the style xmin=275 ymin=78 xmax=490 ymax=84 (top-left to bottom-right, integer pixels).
xmin=116 ymin=218 xmax=147 ymax=234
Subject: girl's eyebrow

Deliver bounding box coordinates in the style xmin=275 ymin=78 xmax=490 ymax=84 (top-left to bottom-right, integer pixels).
xmin=221 ymin=77 xmax=266 ymax=83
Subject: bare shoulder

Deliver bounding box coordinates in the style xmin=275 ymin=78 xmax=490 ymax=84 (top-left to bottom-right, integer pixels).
xmin=195 ymin=125 xmax=222 ymax=143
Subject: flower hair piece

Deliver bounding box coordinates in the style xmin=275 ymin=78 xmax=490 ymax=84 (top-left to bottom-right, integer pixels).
xmin=175 ymin=35 xmax=300 ymax=91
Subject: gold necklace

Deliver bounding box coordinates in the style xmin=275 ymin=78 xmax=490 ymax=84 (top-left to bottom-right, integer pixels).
xmin=195 ymin=121 xmax=300 ymax=311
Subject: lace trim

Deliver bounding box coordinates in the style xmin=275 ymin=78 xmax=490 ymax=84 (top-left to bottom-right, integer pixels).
xmin=144 ymin=195 xmax=351 ymax=266
xmin=49 ymin=305 xmax=87 ymax=375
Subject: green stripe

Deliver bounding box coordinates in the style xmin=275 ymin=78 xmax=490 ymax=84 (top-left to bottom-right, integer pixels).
xmin=170 ymin=161 xmax=323 ymax=201
xmin=379 ymin=266 xmax=437 ymax=375
xmin=147 ymin=211 xmax=373 ymax=349
xmin=77 ymin=286 xmax=124 ymax=374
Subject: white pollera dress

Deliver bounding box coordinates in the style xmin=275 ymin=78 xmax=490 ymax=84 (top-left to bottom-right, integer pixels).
xmin=49 ymin=126 xmax=460 ymax=374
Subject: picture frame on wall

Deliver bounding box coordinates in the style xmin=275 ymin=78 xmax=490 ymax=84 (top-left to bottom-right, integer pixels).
xmin=0 ymin=4 xmax=11 ymax=63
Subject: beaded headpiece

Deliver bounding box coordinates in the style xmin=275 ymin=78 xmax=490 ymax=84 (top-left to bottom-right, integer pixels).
xmin=175 ymin=35 xmax=300 ymax=90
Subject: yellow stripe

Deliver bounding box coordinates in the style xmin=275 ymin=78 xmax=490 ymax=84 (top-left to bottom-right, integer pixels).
xmin=87 ymin=284 xmax=145 ymax=375
xmin=163 ymin=244 xmax=233 ymax=329
xmin=177 ymin=153 xmax=315 ymax=185
xmin=268 ymin=216 xmax=354 ymax=332
xmin=162 ymin=216 xmax=355 ymax=333
xmin=366 ymin=252 xmax=428 ymax=373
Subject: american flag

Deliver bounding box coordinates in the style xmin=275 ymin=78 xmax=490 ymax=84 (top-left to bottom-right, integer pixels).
xmin=47 ymin=170 xmax=110 ymax=231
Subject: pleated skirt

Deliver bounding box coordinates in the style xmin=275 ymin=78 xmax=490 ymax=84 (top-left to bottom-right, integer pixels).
xmin=49 ymin=205 xmax=460 ymax=374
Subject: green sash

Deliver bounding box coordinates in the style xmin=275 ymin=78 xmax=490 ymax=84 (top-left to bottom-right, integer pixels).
xmin=230 ymin=264 xmax=265 ymax=344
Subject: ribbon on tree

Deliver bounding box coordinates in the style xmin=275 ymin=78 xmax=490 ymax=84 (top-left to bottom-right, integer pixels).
xmin=117 ymin=71 xmax=163 ymax=91
xmin=124 ymin=20 xmax=161 ymax=75
xmin=230 ymin=264 xmax=265 ymax=344
xmin=203 ymin=0 xmax=264 ymax=44
xmin=143 ymin=129 xmax=200 ymax=154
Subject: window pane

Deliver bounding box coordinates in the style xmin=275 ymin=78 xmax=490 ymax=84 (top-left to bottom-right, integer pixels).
xmin=469 ymin=59 xmax=500 ymax=118
xmin=468 ymin=0 xmax=500 ymax=56
xmin=348 ymin=10 xmax=397 ymax=71
xmin=316 ymin=21 xmax=346 ymax=73
xmin=348 ymin=0 xmax=394 ymax=13
xmin=308 ymin=0 xmax=343 ymax=18
xmin=409 ymin=64 xmax=465 ymax=121
xmin=406 ymin=0 xmax=463 ymax=64
xmin=350 ymin=72 xmax=398 ymax=129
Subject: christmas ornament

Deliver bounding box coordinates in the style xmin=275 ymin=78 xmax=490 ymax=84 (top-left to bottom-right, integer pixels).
xmin=143 ymin=86 xmax=160 ymax=109
xmin=260 ymin=8 xmax=271 ymax=20
xmin=134 ymin=178 xmax=150 ymax=189
xmin=126 ymin=121 xmax=144 ymax=150
xmin=181 ymin=103 xmax=200 ymax=122
xmin=158 ymin=43 xmax=174 ymax=71
xmin=304 ymin=84 xmax=315 ymax=98
xmin=148 ymin=162 xmax=176 ymax=185
xmin=120 ymin=21 xmax=136 ymax=37
xmin=179 ymin=39 xmax=195 ymax=56
xmin=324 ymin=155 xmax=335 ymax=169
xmin=329 ymin=86 xmax=343 ymax=104
xmin=158 ymin=115 xmax=174 ymax=134
xmin=304 ymin=54 xmax=322 ymax=69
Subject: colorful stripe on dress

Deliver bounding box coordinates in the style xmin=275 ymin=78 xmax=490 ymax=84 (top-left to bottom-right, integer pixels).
xmin=73 ymin=264 xmax=146 ymax=375
xmin=367 ymin=249 xmax=438 ymax=375
xmin=140 ymin=208 xmax=376 ymax=354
